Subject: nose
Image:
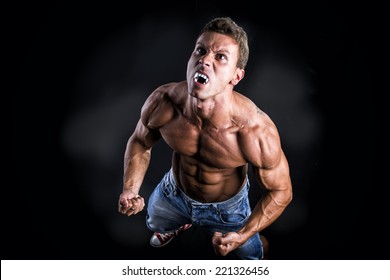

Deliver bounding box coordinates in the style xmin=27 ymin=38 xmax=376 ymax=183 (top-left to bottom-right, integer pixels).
xmin=198 ymin=53 xmax=212 ymax=67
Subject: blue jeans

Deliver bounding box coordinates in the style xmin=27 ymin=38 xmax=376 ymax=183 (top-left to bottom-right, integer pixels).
xmin=146 ymin=168 xmax=263 ymax=260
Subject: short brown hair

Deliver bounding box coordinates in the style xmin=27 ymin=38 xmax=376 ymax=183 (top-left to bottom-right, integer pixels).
xmin=201 ymin=17 xmax=249 ymax=69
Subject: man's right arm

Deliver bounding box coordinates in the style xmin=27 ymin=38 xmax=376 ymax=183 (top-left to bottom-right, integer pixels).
xmin=124 ymin=120 xmax=160 ymax=191
xmin=118 ymin=91 xmax=163 ymax=216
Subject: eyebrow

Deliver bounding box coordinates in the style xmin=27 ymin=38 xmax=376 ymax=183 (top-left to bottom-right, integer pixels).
xmin=196 ymin=42 xmax=231 ymax=56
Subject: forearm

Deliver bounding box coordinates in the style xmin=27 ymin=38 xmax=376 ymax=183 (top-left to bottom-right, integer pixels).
xmin=238 ymin=189 xmax=292 ymax=241
xmin=123 ymin=137 xmax=152 ymax=194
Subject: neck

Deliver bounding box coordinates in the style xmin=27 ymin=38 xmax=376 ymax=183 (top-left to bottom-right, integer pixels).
xmin=193 ymin=98 xmax=216 ymax=119
xmin=188 ymin=92 xmax=234 ymax=127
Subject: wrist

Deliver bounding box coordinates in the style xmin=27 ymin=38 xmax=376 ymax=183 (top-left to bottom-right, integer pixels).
xmin=122 ymin=187 xmax=138 ymax=195
xmin=237 ymin=225 xmax=258 ymax=241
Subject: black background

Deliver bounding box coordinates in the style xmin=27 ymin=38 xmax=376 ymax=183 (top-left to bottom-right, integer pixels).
xmin=10 ymin=1 xmax=385 ymax=260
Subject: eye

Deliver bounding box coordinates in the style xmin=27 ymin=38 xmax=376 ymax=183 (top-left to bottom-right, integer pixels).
xmin=196 ymin=47 xmax=206 ymax=55
xmin=216 ymin=53 xmax=227 ymax=61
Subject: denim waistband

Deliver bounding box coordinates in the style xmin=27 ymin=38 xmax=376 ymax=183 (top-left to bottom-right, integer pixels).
xmin=166 ymin=168 xmax=249 ymax=207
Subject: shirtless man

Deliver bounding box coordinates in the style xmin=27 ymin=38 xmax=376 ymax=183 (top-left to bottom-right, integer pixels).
xmin=118 ymin=17 xmax=292 ymax=260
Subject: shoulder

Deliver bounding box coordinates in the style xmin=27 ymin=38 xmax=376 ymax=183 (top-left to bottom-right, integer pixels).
xmin=141 ymin=81 xmax=186 ymax=129
xmin=234 ymin=93 xmax=282 ymax=168
xmin=142 ymin=82 xmax=183 ymax=106
xmin=233 ymin=92 xmax=275 ymax=131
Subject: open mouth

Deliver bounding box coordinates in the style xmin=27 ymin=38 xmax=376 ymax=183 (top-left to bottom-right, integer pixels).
xmin=194 ymin=72 xmax=209 ymax=84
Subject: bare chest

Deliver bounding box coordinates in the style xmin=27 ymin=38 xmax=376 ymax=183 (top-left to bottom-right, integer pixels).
xmin=160 ymin=117 xmax=246 ymax=168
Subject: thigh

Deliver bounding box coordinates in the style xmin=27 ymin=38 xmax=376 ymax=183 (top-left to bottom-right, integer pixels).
xmin=146 ymin=177 xmax=191 ymax=233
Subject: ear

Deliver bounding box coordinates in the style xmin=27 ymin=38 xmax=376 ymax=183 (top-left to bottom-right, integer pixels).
xmin=231 ymin=68 xmax=245 ymax=86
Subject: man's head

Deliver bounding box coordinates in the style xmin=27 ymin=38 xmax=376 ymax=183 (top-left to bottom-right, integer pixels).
xmin=200 ymin=17 xmax=249 ymax=70
xmin=186 ymin=17 xmax=248 ymax=100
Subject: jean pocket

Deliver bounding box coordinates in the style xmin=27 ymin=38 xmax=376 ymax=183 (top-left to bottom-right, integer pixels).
xmin=219 ymin=209 xmax=248 ymax=225
xmin=218 ymin=198 xmax=250 ymax=225
xmin=219 ymin=211 xmax=247 ymax=225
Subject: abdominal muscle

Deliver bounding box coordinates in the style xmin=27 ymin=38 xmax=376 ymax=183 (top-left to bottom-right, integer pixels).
xmin=172 ymin=152 xmax=248 ymax=203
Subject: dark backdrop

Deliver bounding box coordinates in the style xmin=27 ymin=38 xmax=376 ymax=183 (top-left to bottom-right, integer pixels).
xmin=10 ymin=1 xmax=385 ymax=260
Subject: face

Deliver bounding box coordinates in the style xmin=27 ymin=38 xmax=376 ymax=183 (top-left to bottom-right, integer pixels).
xmin=186 ymin=32 xmax=245 ymax=100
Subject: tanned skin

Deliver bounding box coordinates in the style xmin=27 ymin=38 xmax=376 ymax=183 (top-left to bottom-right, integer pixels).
xmin=118 ymin=31 xmax=292 ymax=257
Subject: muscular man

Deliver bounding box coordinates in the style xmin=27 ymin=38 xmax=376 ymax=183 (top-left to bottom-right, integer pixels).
xmin=118 ymin=17 xmax=292 ymax=260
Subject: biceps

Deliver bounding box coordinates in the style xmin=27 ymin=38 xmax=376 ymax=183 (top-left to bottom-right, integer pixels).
xmin=132 ymin=119 xmax=161 ymax=149
xmin=255 ymin=152 xmax=291 ymax=192
xmin=255 ymin=160 xmax=292 ymax=208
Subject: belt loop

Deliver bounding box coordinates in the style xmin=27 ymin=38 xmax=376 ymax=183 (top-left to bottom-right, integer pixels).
xmin=213 ymin=204 xmax=220 ymax=214
xmin=169 ymin=169 xmax=178 ymax=195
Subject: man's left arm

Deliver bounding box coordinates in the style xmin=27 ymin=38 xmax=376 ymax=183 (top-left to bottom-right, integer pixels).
xmin=212 ymin=123 xmax=293 ymax=256
xmin=239 ymin=150 xmax=293 ymax=238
